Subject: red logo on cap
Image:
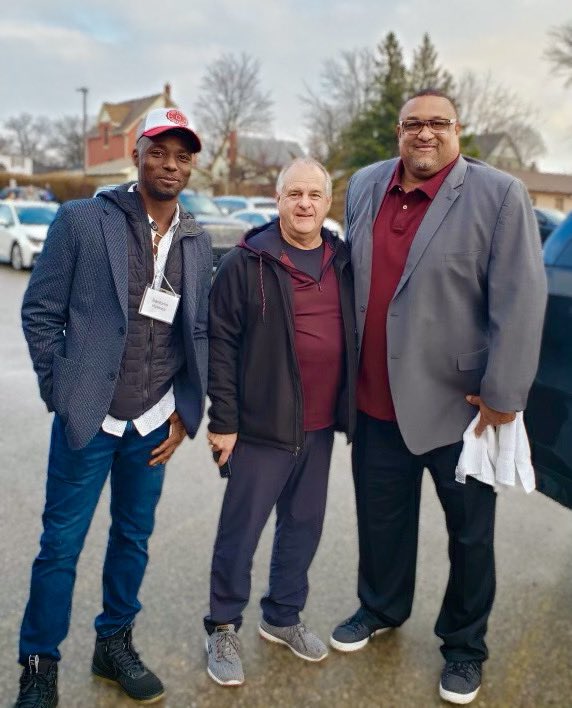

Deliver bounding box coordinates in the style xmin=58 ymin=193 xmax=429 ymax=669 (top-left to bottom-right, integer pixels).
xmin=166 ymin=109 xmax=188 ymax=127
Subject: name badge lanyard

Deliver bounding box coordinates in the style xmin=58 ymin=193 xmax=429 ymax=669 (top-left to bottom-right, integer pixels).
xmin=139 ymin=254 xmax=181 ymax=325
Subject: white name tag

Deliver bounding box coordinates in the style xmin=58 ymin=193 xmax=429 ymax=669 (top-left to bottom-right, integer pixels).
xmin=139 ymin=285 xmax=180 ymax=324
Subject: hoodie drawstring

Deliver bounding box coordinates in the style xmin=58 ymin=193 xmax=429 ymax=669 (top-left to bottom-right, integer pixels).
xmin=259 ymin=254 xmax=266 ymax=323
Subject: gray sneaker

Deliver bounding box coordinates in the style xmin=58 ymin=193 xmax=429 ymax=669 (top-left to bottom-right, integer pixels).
xmin=258 ymin=620 xmax=328 ymax=662
xmin=205 ymin=625 xmax=244 ymax=686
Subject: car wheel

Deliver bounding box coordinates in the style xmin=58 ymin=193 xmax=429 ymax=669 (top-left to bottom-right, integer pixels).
xmin=10 ymin=243 xmax=24 ymax=271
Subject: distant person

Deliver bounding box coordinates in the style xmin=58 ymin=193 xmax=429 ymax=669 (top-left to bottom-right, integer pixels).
xmin=205 ymin=157 xmax=357 ymax=686
xmin=15 ymin=107 xmax=211 ymax=707
xmin=330 ymin=89 xmax=546 ymax=704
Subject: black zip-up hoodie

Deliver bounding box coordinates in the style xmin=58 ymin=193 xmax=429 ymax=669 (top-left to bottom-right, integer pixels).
xmin=208 ymin=219 xmax=357 ymax=453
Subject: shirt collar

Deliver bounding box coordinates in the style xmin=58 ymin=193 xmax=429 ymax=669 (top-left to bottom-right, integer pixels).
xmin=129 ymin=182 xmax=180 ymax=232
xmin=388 ymin=155 xmax=459 ymax=200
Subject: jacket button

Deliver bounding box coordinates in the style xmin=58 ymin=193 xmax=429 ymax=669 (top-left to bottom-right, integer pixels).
xmin=108 ymin=372 xmax=116 ymax=381
xmin=118 ymin=326 xmax=125 ymax=336
xmin=360 ymin=305 xmax=366 ymax=312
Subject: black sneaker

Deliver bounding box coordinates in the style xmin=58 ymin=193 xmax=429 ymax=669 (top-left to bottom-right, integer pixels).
xmin=439 ymin=660 xmax=482 ymax=704
xmin=15 ymin=655 xmax=58 ymax=708
xmin=329 ymin=607 xmax=392 ymax=652
xmin=92 ymin=625 xmax=165 ymax=704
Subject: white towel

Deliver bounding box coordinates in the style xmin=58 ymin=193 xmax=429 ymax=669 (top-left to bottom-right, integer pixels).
xmin=455 ymin=412 xmax=535 ymax=493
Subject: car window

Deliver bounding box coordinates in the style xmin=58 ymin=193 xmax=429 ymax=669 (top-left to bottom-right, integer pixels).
xmin=218 ymin=198 xmax=246 ymax=211
xmin=15 ymin=205 xmax=59 ymax=225
xmin=179 ymin=193 xmax=222 ymax=216
xmin=0 ymin=205 xmax=14 ymax=225
xmin=240 ymin=212 xmax=267 ymax=226
xmin=252 ymin=199 xmax=276 ymax=209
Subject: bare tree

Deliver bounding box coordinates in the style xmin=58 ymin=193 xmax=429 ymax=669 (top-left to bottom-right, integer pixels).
xmin=301 ymin=47 xmax=376 ymax=161
xmin=545 ymin=22 xmax=572 ymax=87
xmin=194 ymin=52 xmax=273 ymax=179
xmin=456 ymin=71 xmax=546 ymax=166
xmin=49 ymin=116 xmax=85 ymax=168
xmin=4 ymin=113 xmax=52 ymax=163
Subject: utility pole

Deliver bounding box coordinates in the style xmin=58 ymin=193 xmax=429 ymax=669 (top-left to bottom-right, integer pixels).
xmin=76 ymin=87 xmax=88 ymax=173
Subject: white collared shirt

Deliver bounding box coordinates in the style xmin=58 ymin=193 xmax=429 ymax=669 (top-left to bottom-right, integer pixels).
xmin=102 ymin=184 xmax=180 ymax=438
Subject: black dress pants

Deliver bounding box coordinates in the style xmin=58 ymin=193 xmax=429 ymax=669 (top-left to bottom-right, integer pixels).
xmin=353 ymin=412 xmax=497 ymax=662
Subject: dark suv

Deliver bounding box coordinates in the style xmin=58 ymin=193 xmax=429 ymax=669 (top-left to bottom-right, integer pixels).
xmin=526 ymin=212 xmax=572 ymax=508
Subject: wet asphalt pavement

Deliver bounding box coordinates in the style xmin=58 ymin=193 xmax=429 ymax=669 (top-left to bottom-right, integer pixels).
xmin=0 ymin=264 xmax=571 ymax=707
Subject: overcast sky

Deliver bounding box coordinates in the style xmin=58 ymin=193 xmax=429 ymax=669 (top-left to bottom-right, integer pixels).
xmin=0 ymin=0 xmax=570 ymax=173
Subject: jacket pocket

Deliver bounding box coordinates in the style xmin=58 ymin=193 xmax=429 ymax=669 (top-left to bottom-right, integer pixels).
xmin=52 ymin=353 xmax=82 ymax=417
xmin=457 ymin=347 xmax=488 ymax=371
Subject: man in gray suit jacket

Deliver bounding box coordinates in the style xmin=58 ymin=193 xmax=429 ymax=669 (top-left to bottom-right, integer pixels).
xmin=329 ymin=90 xmax=546 ymax=704
xmin=15 ymin=108 xmax=212 ymax=707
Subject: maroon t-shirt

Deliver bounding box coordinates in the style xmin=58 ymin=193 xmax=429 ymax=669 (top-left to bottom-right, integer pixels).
xmin=280 ymin=241 xmax=344 ymax=431
xmin=357 ymin=157 xmax=458 ymax=421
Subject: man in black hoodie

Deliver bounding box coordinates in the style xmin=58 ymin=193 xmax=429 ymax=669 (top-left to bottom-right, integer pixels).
xmin=16 ymin=108 xmax=211 ymax=707
xmin=204 ymin=157 xmax=357 ymax=686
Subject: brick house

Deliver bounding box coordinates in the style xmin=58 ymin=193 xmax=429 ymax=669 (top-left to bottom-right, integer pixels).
xmin=86 ymin=83 xmax=176 ymax=178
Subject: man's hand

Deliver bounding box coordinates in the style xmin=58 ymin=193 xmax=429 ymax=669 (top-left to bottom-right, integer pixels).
xmin=208 ymin=431 xmax=238 ymax=467
xmin=466 ymin=395 xmax=516 ymax=437
xmin=149 ymin=411 xmax=186 ymax=466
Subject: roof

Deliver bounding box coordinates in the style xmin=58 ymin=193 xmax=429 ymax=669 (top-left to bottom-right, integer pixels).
xmin=90 ymin=91 xmax=176 ymax=138
xmin=472 ymin=133 xmax=505 ymax=159
xmin=238 ymin=136 xmax=305 ymax=166
xmin=472 ymin=132 xmax=521 ymax=164
xmin=504 ymin=168 xmax=572 ymax=196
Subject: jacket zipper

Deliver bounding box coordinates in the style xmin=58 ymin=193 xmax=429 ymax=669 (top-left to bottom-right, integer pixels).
xmin=271 ymin=259 xmax=304 ymax=455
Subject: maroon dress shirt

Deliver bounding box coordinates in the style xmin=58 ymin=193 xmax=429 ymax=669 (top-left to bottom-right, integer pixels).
xmin=357 ymin=157 xmax=459 ymax=421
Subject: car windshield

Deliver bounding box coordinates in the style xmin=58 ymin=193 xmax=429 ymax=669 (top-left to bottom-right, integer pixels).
xmin=15 ymin=205 xmax=59 ymax=225
xmin=179 ymin=192 xmax=222 ymax=216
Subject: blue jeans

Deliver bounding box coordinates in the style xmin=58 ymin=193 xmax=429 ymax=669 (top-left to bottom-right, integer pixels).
xmin=19 ymin=415 xmax=168 ymax=663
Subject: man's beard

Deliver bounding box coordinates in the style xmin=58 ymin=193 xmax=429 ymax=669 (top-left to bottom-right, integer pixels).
xmin=411 ymin=156 xmax=437 ymax=172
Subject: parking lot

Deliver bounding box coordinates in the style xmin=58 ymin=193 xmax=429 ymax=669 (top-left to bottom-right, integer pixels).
xmin=1 ymin=264 xmax=571 ymax=708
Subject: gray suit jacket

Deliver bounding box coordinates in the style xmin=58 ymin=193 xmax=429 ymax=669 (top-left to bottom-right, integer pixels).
xmin=347 ymin=155 xmax=547 ymax=454
xmin=21 ymin=197 xmax=212 ymax=450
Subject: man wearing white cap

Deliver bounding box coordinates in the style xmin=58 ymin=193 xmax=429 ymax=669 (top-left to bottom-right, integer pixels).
xmin=15 ymin=107 xmax=211 ymax=706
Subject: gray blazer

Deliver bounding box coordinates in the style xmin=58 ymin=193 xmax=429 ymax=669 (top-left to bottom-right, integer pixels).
xmin=21 ymin=197 xmax=212 ymax=450
xmin=347 ymin=155 xmax=547 ymax=454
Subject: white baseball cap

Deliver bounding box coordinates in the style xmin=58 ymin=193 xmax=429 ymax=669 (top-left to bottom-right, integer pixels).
xmin=136 ymin=107 xmax=201 ymax=153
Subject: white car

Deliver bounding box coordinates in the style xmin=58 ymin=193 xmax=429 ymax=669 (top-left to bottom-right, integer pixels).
xmin=232 ymin=207 xmax=345 ymax=239
xmin=0 ymin=200 xmax=60 ymax=270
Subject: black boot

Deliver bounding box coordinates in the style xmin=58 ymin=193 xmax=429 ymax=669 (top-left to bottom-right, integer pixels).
xmin=92 ymin=625 xmax=165 ymax=703
xmin=15 ymin=655 xmax=58 ymax=708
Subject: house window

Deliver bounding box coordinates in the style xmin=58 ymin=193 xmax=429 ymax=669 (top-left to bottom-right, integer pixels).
xmin=530 ymin=194 xmax=536 ymax=206
xmin=103 ymin=126 xmax=109 ymax=148
xmin=555 ymin=196 xmax=564 ymax=211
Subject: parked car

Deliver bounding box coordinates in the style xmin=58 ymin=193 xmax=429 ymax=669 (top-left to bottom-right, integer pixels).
xmin=525 ymin=211 xmax=572 ymax=509
xmin=0 ymin=200 xmax=60 ymax=270
xmin=177 ymin=190 xmax=248 ymax=267
xmin=533 ymin=207 xmax=566 ymax=243
xmin=213 ymin=195 xmax=277 ymax=215
xmin=93 ymin=185 xmax=248 ymax=269
xmin=232 ymin=206 xmax=345 ymax=239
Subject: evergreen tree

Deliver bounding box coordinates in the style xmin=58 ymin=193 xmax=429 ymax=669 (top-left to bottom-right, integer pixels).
xmin=340 ymin=32 xmax=408 ymax=169
xmin=409 ymin=33 xmax=455 ymax=96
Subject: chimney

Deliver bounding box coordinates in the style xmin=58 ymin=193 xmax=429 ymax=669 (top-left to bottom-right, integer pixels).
xmin=164 ymin=82 xmax=172 ymax=102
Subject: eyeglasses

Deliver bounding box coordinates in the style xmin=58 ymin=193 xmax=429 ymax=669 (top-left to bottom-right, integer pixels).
xmin=398 ymin=119 xmax=457 ymax=135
